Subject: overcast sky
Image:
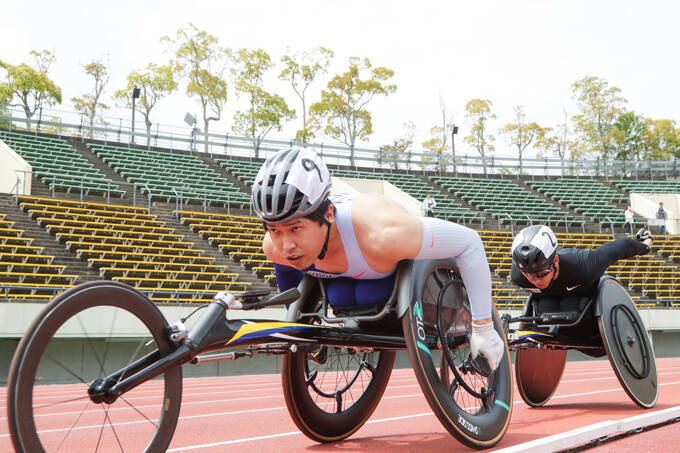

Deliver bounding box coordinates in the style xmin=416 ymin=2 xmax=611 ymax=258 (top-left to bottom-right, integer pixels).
xmin=2 ymin=0 xmax=678 ymax=157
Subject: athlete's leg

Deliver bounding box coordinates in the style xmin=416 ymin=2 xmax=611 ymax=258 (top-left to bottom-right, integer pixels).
xmin=274 ymin=263 xmax=305 ymax=292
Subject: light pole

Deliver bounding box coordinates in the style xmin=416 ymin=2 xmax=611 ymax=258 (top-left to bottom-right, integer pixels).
xmin=131 ymin=87 xmax=140 ymax=144
xmin=451 ymin=125 xmax=459 ymax=176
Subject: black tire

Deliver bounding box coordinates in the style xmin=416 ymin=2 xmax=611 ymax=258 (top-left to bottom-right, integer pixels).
xmin=281 ymin=283 xmax=396 ymax=443
xmin=402 ymin=259 xmax=513 ymax=449
xmin=515 ymin=348 xmax=568 ymax=407
xmin=7 ymin=281 xmax=183 ymax=453
xmin=597 ymin=277 xmax=658 ymax=408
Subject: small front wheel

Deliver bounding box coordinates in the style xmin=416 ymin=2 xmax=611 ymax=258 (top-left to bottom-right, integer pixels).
xmin=402 ymin=260 xmax=513 ymax=449
xmin=7 ymin=281 xmax=183 ymax=453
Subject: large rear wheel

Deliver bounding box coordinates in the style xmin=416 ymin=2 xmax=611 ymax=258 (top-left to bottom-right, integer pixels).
xmin=402 ymin=259 xmax=513 ymax=449
xmin=7 ymin=281 xmax=183 ymax=453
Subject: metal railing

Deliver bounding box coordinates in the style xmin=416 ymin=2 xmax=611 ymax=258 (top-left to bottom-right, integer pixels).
xmin=2 ymin=108 xmax=680 ymax=179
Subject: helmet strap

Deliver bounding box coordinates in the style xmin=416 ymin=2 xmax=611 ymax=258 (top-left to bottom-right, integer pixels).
xmin=317 ymin=220 xmax=331 ymax=260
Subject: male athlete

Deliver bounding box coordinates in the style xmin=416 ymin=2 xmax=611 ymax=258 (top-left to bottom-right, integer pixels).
xmin=510 ymin=225 xmax=653 ymax=297
xmin=251 ymin=148 xmax=505 ymax=371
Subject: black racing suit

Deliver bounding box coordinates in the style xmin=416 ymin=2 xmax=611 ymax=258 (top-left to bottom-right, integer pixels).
xmin=511 ymin=238 xmax=650 ymax=298
xmin=510 ymin=238 xmax=650 ymax=348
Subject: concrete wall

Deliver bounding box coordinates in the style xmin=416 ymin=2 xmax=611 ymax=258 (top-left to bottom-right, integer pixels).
xmin=0 ymin=139 xmax=31 ymax=195
xmin=330 ymin=176 xmax=422 ymax=215
xmin=630 ymin=193 xmax=679 ymax=234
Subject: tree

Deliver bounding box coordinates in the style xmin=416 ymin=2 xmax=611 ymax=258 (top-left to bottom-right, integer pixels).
xmin=379 ymin=121 xmax=416 ymax=169
xmin=231 ymin=48 xmax=295 ymax=158
xmin=499 ymin=105 xmax=542 ymax=175
xmin=641 ymin=119 xmax=680 ymax=160
xmin=310 ymin=57 xmax=396 ymax=165
xmin=0 ymin=50 xmax=61 ymax=131
xmin=163 ymin=24 xmax=229 ymax=153
xmin=571 ymin=76 xmax=627 ymax=160
xmin=610 ymin=112 xmax=646 ymax=161
xmin=72 ymin=59 xmax=110 ymax=137
xmin=279 ymin=47 xmax=333 ymax=143
xmin=463 ymin=98 xmax=496 ymax=175
xmin=114 ymin=63 xmax=179 ymax=145
xmin=422 ymin=97 xmax=455 ymax=171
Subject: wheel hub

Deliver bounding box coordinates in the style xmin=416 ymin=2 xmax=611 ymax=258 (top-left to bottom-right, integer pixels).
xmin=88 ymin=377 xmax=118 ymax=404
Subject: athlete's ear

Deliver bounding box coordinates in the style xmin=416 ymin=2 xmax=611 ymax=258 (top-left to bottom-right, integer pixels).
xmin=324 ymin=204 xmax=335 ymax=223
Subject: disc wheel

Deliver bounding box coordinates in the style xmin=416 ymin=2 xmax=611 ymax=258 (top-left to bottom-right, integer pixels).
xmin=7 ymin=281 xmax=183 ymax=453
xmin=597 ymin=278 xmax=658 ymax=408
xmin=402 ymin=259 xmax=513 ymax=449
xmin=281 ymin=285 xmax=396 ymax=443
xmin=515 ymin=347 xmax=568 ymax=407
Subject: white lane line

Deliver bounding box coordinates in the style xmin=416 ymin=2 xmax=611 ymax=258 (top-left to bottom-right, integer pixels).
xmin=494 ymin=405 xmax=680 ymax=453
xmin=162 ymin=381 xmax=680 ymax=452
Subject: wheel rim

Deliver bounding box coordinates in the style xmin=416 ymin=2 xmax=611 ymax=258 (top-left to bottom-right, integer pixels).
xmin=14 ymin=302 xmax=175 ymax=452
xmin=426 ymin=269 xmax=497 ymax=414
xmin=303 ymin=346 xmax=382 ymax=414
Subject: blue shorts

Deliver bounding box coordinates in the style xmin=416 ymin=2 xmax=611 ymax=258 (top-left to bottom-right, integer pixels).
xmin=274 ymin=263 xmax=395 ymax=307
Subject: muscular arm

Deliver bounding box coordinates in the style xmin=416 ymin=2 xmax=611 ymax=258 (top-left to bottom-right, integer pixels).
xmin=354 ymin=196 xmax=493 ymax=321
xmin=586 ymin=237 xmax=651 ymax=276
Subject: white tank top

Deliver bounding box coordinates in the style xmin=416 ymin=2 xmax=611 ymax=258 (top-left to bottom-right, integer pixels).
xmin=305 ymin=194 xmax=396 ymax=279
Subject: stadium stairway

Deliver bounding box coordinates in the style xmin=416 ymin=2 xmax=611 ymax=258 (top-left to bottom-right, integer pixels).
xmin=195 ymin=153 xmax=255 ymax=200
xmin=0 ymin=193 xmax=99 ymax=283
xmin=66 ymin=137 xmax=133 ymax=195
xmin=149 ymin=201 xmax=272 ymax=292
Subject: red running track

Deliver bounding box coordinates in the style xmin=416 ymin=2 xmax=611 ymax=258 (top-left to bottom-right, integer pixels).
xmin=2 ymin=357 xmax=679 ymax=452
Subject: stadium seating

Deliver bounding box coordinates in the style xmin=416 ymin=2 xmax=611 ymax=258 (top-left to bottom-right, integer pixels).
xmin=176 ymin=210 xmax=275 ymax=284
xmin=431 ymin=176 xmax=581 ymax=227
xmin=0 ymin=208 xmax=77 ymax=300
xmin=87 ymin=143 xmax=250 ymax=207
xmin=613 ymin=179 xmax=680 ymax=194
xmin=527 ymin=178 xmax=630 ymax=227
xmin=216 ymin=157 xmax=483 ymax=224
xmin=19 ymin=196 xmax=251 ymax=302
xmin=0 ymin=130 xmax=124 ymax=196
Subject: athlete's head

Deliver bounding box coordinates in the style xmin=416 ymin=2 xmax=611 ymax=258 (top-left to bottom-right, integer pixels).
xmin=253 ymin=148 xmax=334 ymax=268
xmin=511 ymin=225 xmax=559 ymax=288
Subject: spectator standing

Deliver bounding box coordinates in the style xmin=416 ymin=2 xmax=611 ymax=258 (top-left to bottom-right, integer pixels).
xmin=423 ymin=193 xmax=437 ymax=217
xmin=624 ymin=205 xmax=634 ymax=235
xmin=656 ymin=202 xmax=667 ymax=235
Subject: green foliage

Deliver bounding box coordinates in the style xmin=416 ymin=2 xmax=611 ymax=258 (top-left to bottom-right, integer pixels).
xmin=499 ymin=105 xmax=542 ymax=173
xmin=72 ymin=59 xmax=110 ymax=136
xmin=310 ymin=57 xmax=396 ymax=164
xmin=379 ymin=121 xmax=415 ymax=169
xmin=232 ymin=48 xmax=295 ymax=157
xmin=163 ymin=23 xmax=229 ymax=151
xmin=463 ymin=98 xmax=495 ymax=175
xmin=0 ymin=49 xmax=61 ymax=131
xmin=279 ymin=47 xmax=333 ymax=142
xmin=610 ymin=112 xmax=646 ymax=160
xmin=641 ymin=118 xmax=680 ymax=160
xmin=114 ymin=62 xmax=179 ymax=142
xmin=571 ymin=76 xmax=627 ymax=159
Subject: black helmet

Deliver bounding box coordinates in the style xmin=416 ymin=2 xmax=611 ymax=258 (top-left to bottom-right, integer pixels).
xmin=251 ymin=148 xmax=331 ymax=224
xmin=511 ymin=225 xmax=558 ymax=273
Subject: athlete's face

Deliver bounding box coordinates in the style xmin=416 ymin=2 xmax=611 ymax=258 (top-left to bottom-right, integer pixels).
xmin=522 ymin=255 xmax=559 ymax=289
xmin=266 ymin=208 xmax=333 ymax=270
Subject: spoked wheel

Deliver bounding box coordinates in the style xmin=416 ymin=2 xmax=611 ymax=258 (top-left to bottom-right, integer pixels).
xmin=281 ymin=283 xmax=396 ymax=443
xmin=7 ymin=281 xmax=183 ymax=453
xmin=402 ymin=259 xmax=513 ymax=449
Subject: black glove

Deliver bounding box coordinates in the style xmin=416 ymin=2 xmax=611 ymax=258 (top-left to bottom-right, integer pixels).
xmin=636 ymin=228 xmax=653 ymax=242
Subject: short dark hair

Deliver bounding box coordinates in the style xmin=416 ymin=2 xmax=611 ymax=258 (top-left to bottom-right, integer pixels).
xmin=262 ymin=198 xmax=333 ymax=231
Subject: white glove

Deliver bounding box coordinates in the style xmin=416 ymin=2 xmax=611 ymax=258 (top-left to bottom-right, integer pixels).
xmin=470 ymin=321 xmax=505 ymax=371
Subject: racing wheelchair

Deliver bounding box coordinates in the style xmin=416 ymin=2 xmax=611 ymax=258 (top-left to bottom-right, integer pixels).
xmin=503 ymin=275 xmax=658 ymax=409
xmin=7 ymin=258 xmax=513 ymax=452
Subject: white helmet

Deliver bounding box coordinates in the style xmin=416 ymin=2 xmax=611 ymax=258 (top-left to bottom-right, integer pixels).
xmin=251 ymin=148 xmax=331 ymax=223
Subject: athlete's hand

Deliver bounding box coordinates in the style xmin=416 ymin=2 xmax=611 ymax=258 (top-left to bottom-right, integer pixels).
xmin=636 ymin=228 xmax=654 ymax=249
xmin=470 ymin=321 xmax=505 ymax=371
